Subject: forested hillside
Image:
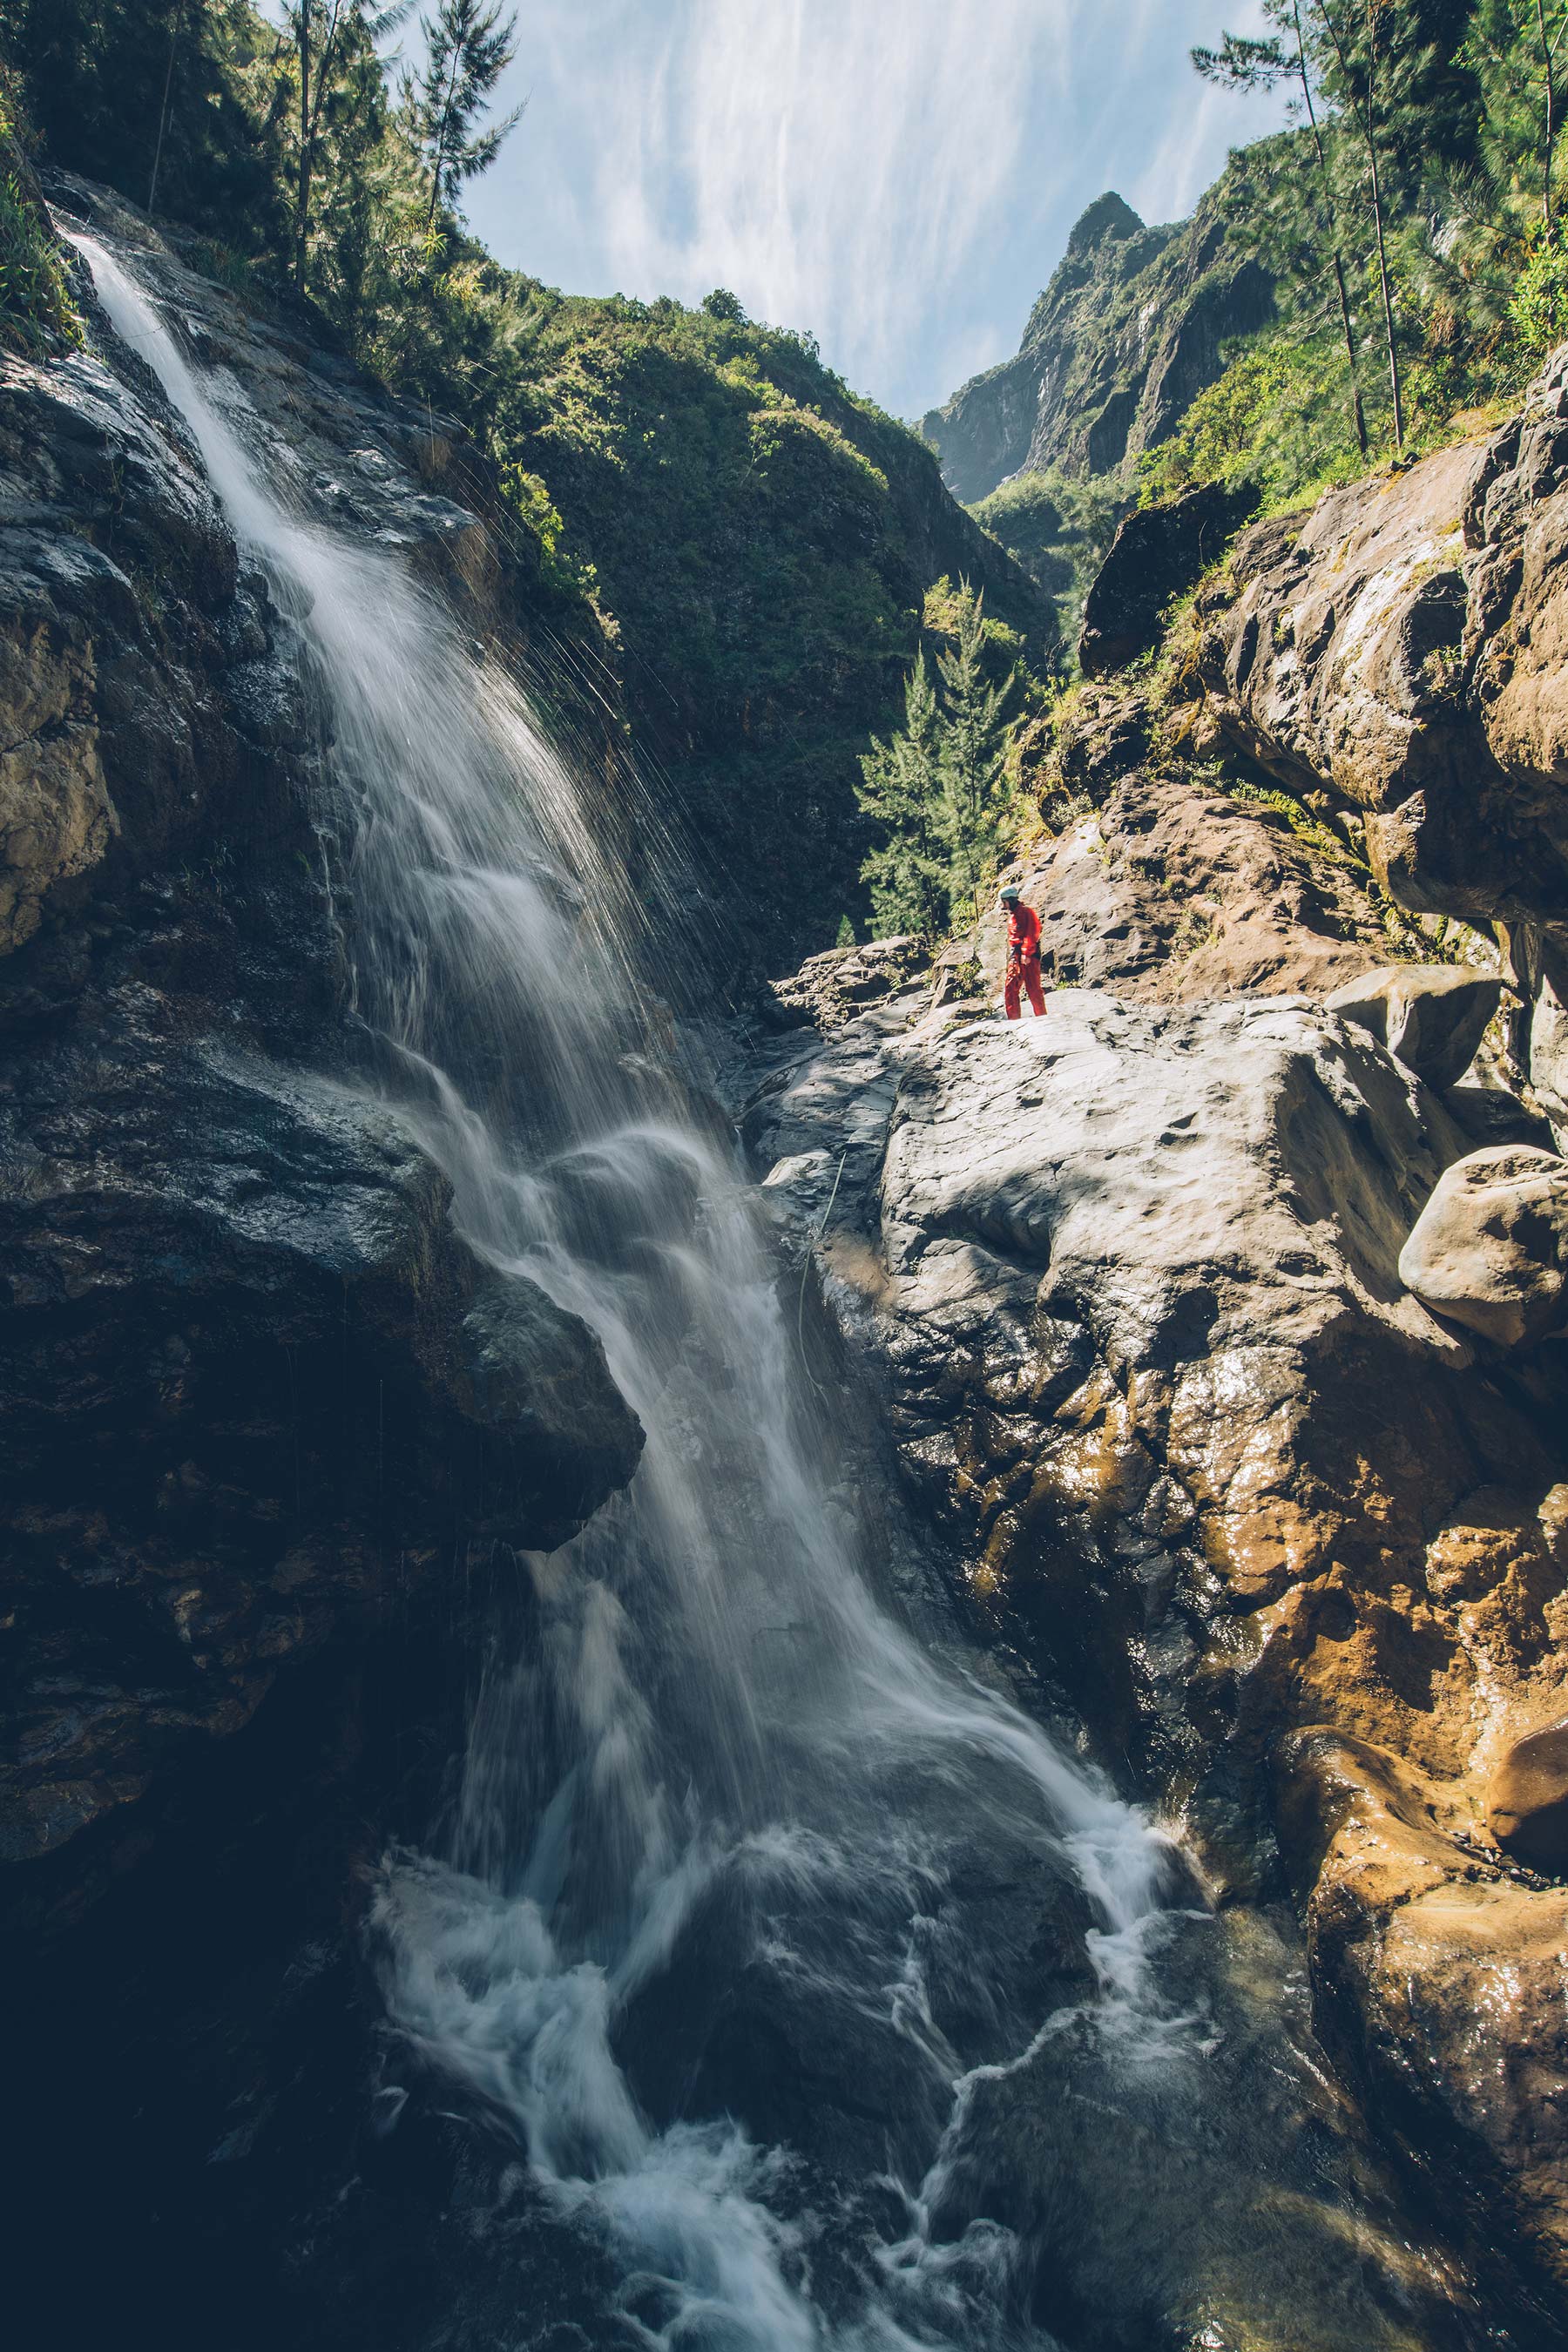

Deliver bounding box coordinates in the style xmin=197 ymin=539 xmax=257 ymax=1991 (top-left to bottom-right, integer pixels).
xmin=0 ymin=0 xmax=1048 ymax=963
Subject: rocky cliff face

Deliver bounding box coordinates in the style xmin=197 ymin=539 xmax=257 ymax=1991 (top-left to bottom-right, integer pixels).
xmin=0 ymin=183 xmax=642 ymax=1939
xmin=919 ymin=187 xmax=1274 ymax=504
xmin=750 ymin=348 xmax=1568 ymax=2322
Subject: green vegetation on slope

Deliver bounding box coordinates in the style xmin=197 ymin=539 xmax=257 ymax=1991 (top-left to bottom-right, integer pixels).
xmin=855 ymin=582 xmax=1033 ymax=942
xmin=1143 ymin=0 xmax=1565 ymax=514
xmin=0 ymin=0 xmax=1051 ymax=965
xmin=491 ymin=292 xmax=1051 ymax=953
xmin=0 ymin=71 xmax=79 ymax=354
xmin=967 ymin=470 xmax=1126 ymax=644
xmin=949 ymin=2 xmax=1568 ymax=657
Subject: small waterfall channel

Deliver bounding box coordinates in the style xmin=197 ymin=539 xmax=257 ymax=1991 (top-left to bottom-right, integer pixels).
xmin=71 ymin=237 xmax=1484 ymax=2352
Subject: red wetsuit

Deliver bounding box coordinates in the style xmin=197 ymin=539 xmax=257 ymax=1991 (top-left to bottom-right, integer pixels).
xmin=1004 ymin=900 xmax=1045 ymax=1019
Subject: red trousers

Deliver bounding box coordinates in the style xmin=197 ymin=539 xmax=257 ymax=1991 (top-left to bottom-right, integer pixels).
xmin=1005 ymin=955 xmax=1045 ymax=1018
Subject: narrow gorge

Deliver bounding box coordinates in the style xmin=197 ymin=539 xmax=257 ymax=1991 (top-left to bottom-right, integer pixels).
xmin=3 ymin=48 xmax=1568 ymax=2352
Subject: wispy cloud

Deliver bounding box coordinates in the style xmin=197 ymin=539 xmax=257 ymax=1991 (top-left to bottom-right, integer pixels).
xmin=466 ymin=0 xmax=1285 ymax=418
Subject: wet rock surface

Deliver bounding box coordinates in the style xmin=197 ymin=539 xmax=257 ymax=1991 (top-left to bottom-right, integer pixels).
xmin=1 ymin=185 xmax=649 ymax=2352
xmin=0 ymin=194 xmax=641 ymax=1928
xmin=741 ymin=983 xmax=1568 ymax=2311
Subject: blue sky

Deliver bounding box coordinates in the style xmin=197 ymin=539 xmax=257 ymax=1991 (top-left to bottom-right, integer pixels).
xmin=457 ymin=0 xmax=1289 ymax=421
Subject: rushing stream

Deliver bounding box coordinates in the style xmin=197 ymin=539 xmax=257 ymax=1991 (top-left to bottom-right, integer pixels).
xmin=75 ymin=232 xmax=1504 ymax=2352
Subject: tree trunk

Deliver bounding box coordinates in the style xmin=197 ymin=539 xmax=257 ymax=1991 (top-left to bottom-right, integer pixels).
xmin=147 ymin=0 xmax=186 ymax=215
xmin=1294 ymin=0 xmax=1368 ymax=458
xmin=294 ymin=5 xmax=312 ymax=291
xmin=1538 ymin=0 xmax=1558 ymax=242
xmin=1318 ymin=0 xmax=1404 ymax=455
xmin=1362 ymin=3 xmax=1404 ymax=453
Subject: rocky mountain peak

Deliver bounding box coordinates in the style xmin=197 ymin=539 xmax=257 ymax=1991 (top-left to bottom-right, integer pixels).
xmin=1060 ymin=188 xmax=1145 ymax=265
xmin=921 ymin=172 xmax=1273 ymax=504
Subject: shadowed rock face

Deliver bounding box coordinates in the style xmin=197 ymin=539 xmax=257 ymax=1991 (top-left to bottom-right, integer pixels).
xmin=0 ymin=195 xmax=641 ymax=1937
xmin=1487 ymin=1713 xmax=1568 ymax=1868
xmin=744 ymin=983 xmax=1568 ymax=2308
xmin=1078 ymin=480 xmax=1260 ymax=678
xmin=1325 ymin=963 xmax=1510 ymax=1091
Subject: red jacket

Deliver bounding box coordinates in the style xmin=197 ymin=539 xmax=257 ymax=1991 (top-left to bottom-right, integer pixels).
xmin=1005 ymin=901 xmax=1041 ymax=963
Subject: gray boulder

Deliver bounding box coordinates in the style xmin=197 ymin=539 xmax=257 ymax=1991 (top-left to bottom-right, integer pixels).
xmin=1325 ymin=963 xmax=1506 ymax=1090
xmin=1398 ymin=1144 xmax=1568 ymax=1347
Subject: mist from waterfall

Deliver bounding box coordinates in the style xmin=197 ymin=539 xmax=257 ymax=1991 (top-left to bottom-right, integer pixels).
xmin=78 ymin=232 xmax=1199 ymax=2352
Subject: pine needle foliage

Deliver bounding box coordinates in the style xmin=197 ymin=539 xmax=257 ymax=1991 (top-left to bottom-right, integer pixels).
xmin=855 ymin=585 xmax=1023 ymax=942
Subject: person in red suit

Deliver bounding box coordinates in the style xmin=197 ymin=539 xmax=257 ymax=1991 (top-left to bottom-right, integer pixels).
xmin=999 ymin=883 xmax=1046 ymax=1019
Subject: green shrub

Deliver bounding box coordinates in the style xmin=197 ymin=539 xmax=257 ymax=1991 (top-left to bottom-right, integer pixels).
xmin=0 ymin=167 xmax=80 ymax=356
xmin=1509 ymin=236 xmax=1568 ymax=361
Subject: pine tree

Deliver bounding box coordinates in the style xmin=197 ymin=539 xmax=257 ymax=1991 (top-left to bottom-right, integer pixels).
xmin=855 ymin=651 xmax=948 ymax=941
xmin=1193 ymin=8 xmax=1369 ymax=458
xmin=935 ymin=587 xmax=1018 ymax=930
xmin=412 ymin=0 xmax=521 ymax=240
xmin=1317 ymin=0 xmax=1406 ymax=450
xmin=286 ymin=0 xmax=408 ymax=291
xmin=1465 ymin=0 xmax=1568 ymax=242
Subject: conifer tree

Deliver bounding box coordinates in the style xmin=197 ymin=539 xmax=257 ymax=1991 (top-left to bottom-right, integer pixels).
xmin=1193 ymin=6 xmax=1369 ymax=457
xmin=1319 ymin=0 xmax=1405 ymax=450
xmin=412 ymin=0 xmax=521 ymax=239
xmin=936 ymin=587 xmax=1018 ymax=930
xmin=286 ymin=0 xmax=407 ymax=290
xmin=855 ymin=651 xmax=948 ymax=941
xmin=1465 ymin=0 xmax=1568 ymax=242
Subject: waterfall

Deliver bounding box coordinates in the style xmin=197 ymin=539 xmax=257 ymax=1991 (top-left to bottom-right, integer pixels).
xmin=78 ymin=235 xmax=1188 ymax=2352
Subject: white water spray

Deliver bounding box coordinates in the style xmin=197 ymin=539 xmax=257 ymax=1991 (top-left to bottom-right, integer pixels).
xmin=79 ymin=233 xmax=1187 ymax=2351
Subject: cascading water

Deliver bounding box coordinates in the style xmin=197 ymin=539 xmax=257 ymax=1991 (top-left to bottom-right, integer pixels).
xmin=75 ymin=233 xmax=1497 ymax=2352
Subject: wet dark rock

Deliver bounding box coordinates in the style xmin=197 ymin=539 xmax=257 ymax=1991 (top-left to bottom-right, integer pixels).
xmin=0 ymin=1032 xmax=639 ymax=1892
xmin=1078 ymin=479 xmax=1259 ymax=678
xmin=0 ymin=199 xmax=642 ymax=1936
xmin=459 ymin=1276 xmax=643 ymax=1505
xmin=1280 ymin=1723 xmax=1568 ymax=2317
xmin=742 ymin=979 xmax=1568 ymax=2297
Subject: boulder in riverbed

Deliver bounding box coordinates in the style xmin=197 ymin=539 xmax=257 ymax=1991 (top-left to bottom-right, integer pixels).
xmin=1398 ymin=1144 xmax=1568 ymax=1348
xmin=1325 ymin=962 xmax=1506 ymax=1089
